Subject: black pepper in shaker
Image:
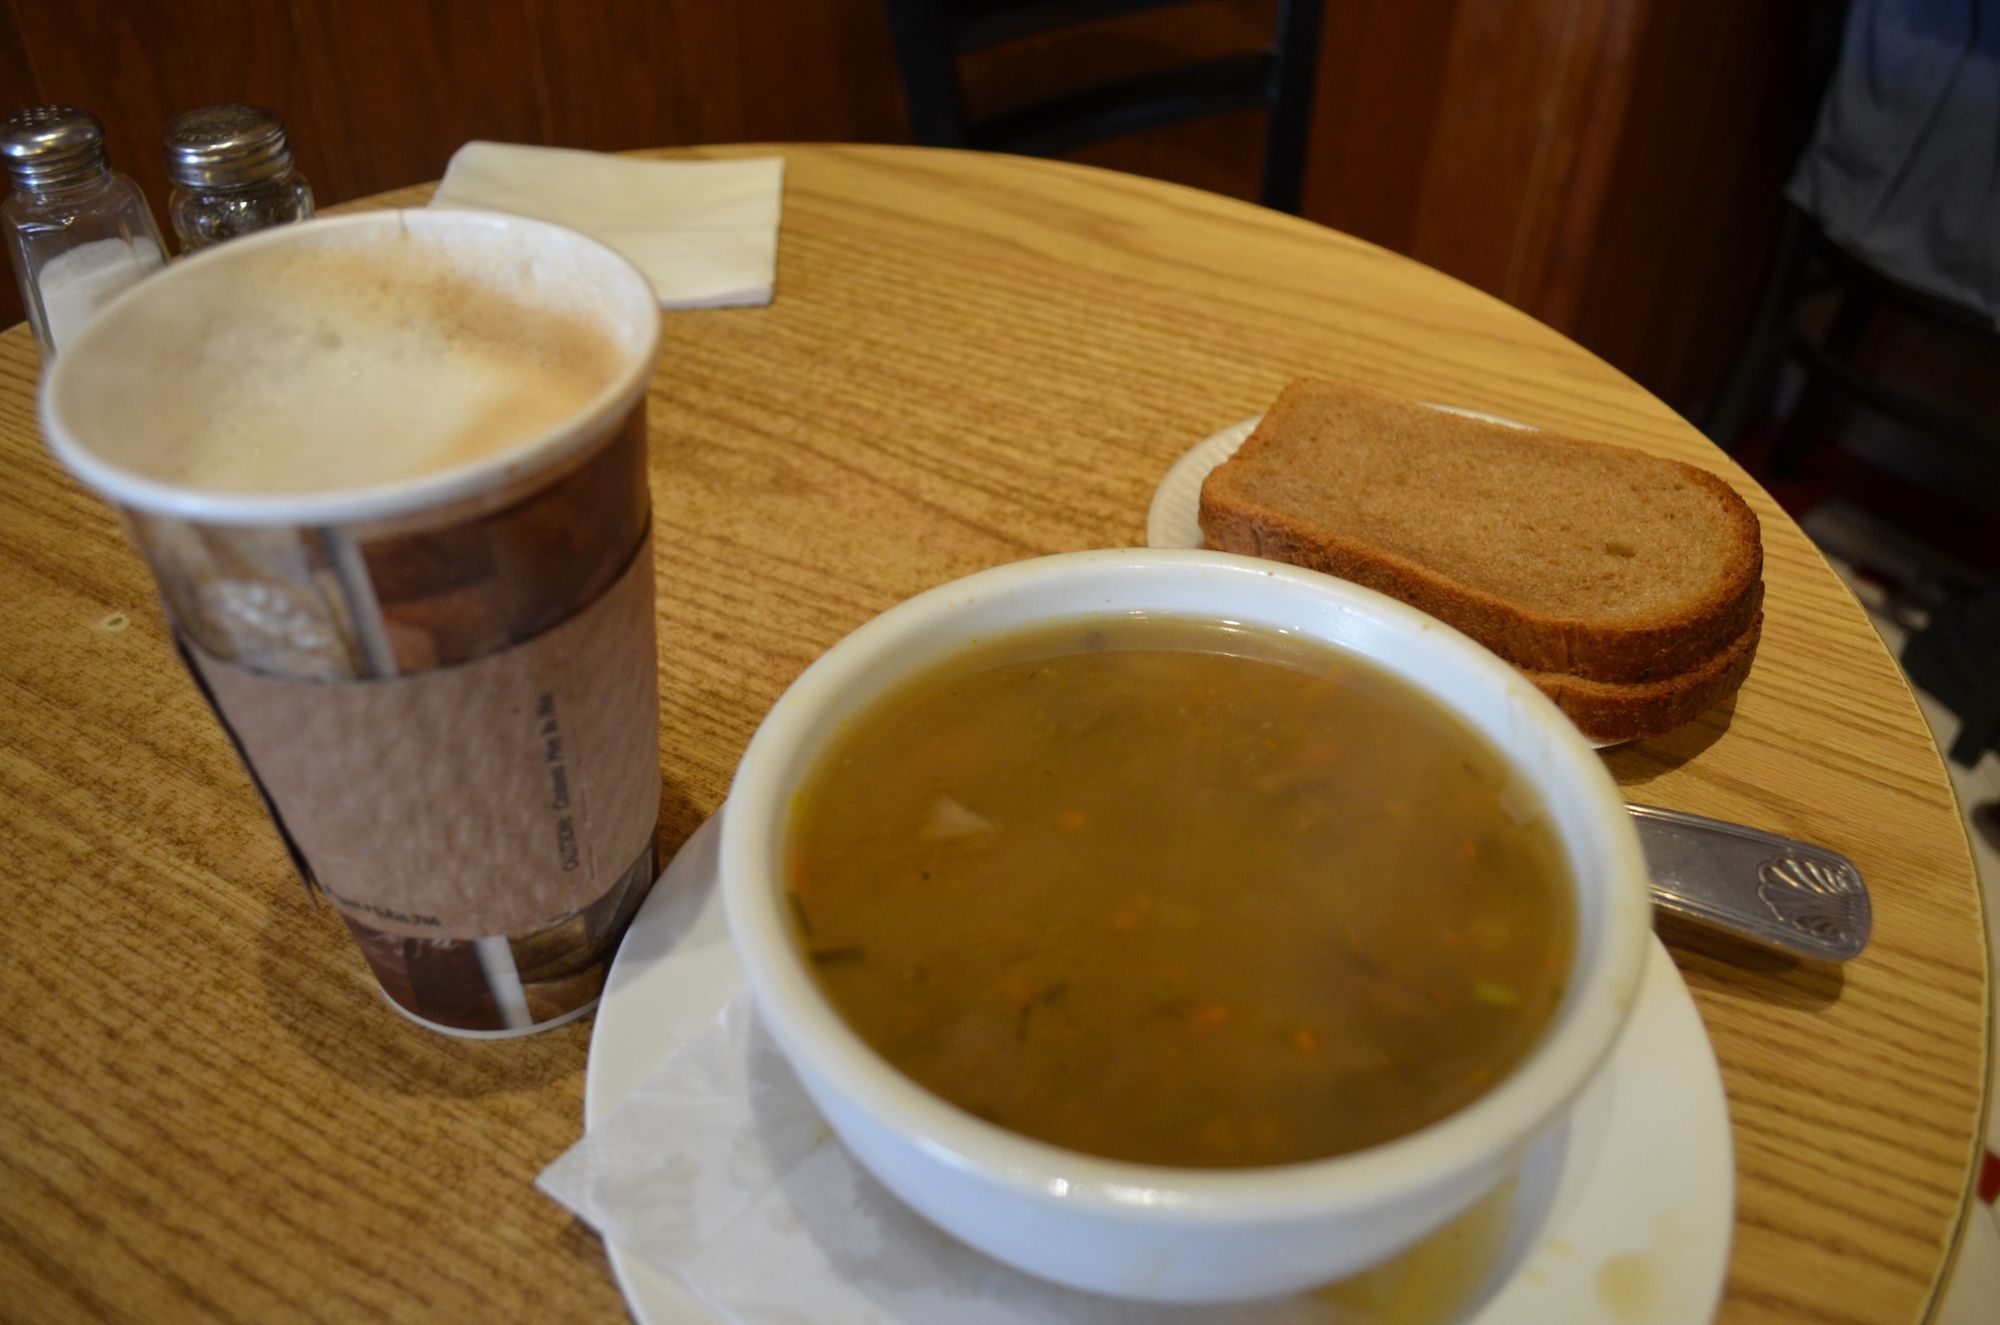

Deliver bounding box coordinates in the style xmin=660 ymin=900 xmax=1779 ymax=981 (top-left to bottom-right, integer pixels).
xmin=163 ymin=104 xmax=314 ymax=254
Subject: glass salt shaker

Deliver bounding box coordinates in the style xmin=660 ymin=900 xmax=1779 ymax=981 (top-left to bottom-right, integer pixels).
xmin=1 ymin=106 xmax=167 ymax=361
xmin=163 ymin=104 xmax=314 ymax=255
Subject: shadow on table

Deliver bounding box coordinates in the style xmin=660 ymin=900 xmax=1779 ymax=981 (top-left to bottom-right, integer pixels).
xmin=1602 ymin=693 xmax=1737 ymax=786
xmin=253 ymin=780 xmax=710 ymax=1100
xmin=1598 ymin=696 xmax=1851 ymax=1011
xmin=1659 ymin=910 xmax=1846 ymax=1011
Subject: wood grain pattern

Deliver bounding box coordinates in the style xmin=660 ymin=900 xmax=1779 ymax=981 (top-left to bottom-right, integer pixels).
xmin=1556 ymin=0 xmax=1823 ymax=412
xmin=0 ymin=2 xmax=43 ymax=116
xmin=7 ymin=0 xmax=332 ymax=258
xmin=528 ymin=0 xmax=746 ymax=150
xmin=289 ymin=0 xmax=549 ymax=204
xmin=0 ymin=0 xmax=1818 ymax=412
xmin=1296 ymin=0 xmax=1823 ymax=415
xmin=0 ymin=145 xmax=1986 ymax=1325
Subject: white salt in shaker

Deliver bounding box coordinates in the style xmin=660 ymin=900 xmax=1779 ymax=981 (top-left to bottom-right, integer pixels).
xmin=1 ymin=106 xmax=167 ymax=361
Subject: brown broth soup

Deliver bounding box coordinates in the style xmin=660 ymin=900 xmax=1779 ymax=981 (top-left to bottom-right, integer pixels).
xmin=785 ymin=615 xmax=1575 ymax=1169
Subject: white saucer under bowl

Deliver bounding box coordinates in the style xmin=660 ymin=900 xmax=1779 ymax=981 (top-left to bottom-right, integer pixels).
xmin=582 ymin=812 xmax=1732 ymax=1325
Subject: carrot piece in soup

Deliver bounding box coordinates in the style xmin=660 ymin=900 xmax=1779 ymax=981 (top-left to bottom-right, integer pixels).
xmin=1290 ymin=740 xmax=1340 ymax=770
xmin=1108 ymin=895 xmax=1153 ymax=931
xmin=1188 ymin=1004 xmax=1232 ymax=1035
xmin=787 ymin=855 xmax=814 ymax=897
xmin=998 ymin=965 xmax=1038 ymax=1007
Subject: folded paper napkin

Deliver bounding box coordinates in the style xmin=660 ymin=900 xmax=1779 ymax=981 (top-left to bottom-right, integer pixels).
xmin=430 ymin=142 xmax=783 ymax=308
xmin=536 ymin=992 xmax=1515 ymax=1325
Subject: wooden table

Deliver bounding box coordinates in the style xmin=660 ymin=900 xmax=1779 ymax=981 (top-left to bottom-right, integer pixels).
xmin=0 ymin=145 xmax=1986 ymax=1324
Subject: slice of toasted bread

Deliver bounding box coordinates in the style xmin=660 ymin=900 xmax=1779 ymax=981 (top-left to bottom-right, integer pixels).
xmin=1526 ymin=613 xmax=1762 ymax=743
xmin=1198 ymin=378 xmax=1764 ymax=687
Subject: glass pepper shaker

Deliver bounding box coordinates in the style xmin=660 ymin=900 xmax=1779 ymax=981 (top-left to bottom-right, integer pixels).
xmin=163 ymin=104 xmax=314 ymax=255
xmin=1 ymin=106 xmax=167 ymax=361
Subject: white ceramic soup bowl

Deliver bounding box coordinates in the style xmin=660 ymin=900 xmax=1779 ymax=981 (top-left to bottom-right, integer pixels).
xmin=721 ymin=548 xmax=1650 ymax=1303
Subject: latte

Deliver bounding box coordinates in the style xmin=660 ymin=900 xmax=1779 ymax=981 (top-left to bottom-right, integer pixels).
xmin=36 ymin=209 xmax=667 ymax=1037
xmin=50 ymin=219 xmax=644 ymax=496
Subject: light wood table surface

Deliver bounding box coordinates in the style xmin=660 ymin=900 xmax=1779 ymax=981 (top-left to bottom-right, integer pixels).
xmin=0 ymin=145 xmax=1987 ymax=1324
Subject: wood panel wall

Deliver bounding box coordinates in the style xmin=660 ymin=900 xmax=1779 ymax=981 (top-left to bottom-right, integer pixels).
xmin=0 ymin=0 xmax=1816 ymax=415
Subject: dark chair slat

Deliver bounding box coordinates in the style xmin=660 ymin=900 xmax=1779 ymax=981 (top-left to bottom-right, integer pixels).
xmin=886 ymin=0 xmax=1324 ymax=214
xmin=951 ymin=0 xmax=1193 ymax=53
xmin=969 ymin=53 xmax=1273 ymax=158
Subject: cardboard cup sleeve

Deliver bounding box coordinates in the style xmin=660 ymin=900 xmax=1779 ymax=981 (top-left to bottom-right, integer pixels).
xmin=189 ymin=534 xmax=663 ymax=1035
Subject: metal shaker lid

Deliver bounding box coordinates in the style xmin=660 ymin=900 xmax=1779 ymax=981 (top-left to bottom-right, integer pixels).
xmin=164 ymin=104 xmax=294 ymax=189
xmin=0 ymin=106 xmax=109 ymax=191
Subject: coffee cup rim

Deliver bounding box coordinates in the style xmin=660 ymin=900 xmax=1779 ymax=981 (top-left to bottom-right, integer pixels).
xmin=38 ymin=208 xmax=663 ymax=529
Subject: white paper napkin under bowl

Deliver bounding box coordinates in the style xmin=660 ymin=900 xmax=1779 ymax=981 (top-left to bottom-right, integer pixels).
xmin=536 ymin=810 xmax=1732 ymax=1325
xmin=540 ymin=990 xmax=1536 ymax=1325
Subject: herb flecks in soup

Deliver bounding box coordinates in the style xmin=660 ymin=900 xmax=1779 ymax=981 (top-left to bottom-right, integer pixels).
xmin=785 ymin=615 xmax=1574 ymax=1169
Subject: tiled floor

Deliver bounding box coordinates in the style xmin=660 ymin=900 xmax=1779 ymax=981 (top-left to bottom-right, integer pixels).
xmin=1829 ymin=563 xmax=2000 ymax=1324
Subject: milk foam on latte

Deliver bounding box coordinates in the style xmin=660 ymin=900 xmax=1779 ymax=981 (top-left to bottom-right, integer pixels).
xmin=52 ymin=221 xmax=642 ymax=496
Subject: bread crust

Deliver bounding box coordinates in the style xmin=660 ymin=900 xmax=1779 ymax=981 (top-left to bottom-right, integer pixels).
xmin=1526 ymin=613 xmax=1762 ymax=743
xmin=1198 ymin=379 xmax=1765 ymax=686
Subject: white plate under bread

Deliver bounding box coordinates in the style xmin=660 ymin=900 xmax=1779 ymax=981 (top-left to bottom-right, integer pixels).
xmin=1152 ymin=406 xmax=1599 ymax=746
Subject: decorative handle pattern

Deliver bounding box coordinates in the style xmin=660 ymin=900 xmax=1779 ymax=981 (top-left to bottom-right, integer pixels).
xmin=1629 ymin=805 xmax=1873 ymax=962
xmin=1756 ymin=853 xmax=1870 ymax=952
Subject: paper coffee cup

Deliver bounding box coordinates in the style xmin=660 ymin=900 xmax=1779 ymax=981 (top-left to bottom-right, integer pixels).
xmin=40 ymin=209 xmax=666 ymax=1037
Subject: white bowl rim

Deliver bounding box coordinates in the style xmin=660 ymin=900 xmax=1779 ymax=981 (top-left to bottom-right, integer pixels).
xmin=38 ymin=207 xmax=662 ymax=529
xmin=722 ymin=547 xmax=1652 ymax=1222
